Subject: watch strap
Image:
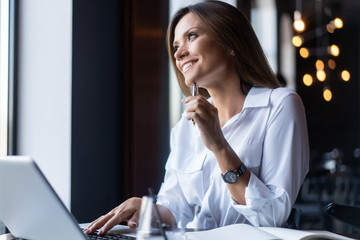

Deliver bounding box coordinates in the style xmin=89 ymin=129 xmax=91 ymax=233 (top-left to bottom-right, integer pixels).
xmin=237 ymin=163 xmax=247 ymax=176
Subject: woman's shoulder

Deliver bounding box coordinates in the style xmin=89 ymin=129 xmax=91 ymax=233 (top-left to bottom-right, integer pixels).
xmin=270 ymin=87 xmax=297 ymax=97
xmin=269 ymin=87 xmax=302 ymax=105
xmin=248 ymin=86 xmax=301 ymax=107
xmin=265 ymin=87 xmax=306 ymax=119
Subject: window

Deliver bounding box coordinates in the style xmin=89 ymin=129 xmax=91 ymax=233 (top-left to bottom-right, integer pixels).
xmin=0 ymin=0 xmax=10 ymax=156
xmin=251 ymin=0 xmax=278 ymax=73
xmin=0 ymin=0 xmax=15 ymax=157
xmin=0 ymin=0 xmax=13 ymax=233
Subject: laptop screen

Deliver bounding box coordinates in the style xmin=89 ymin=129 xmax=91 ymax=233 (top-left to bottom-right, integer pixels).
xmin=0 ymin=156 xmax=88 ymax=240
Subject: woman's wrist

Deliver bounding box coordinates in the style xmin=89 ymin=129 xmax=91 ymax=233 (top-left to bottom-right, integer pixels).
xmin=208 ymin=134 xmax=228 ymax=153
xmin=212 ymin=140 xmax=243 ymax=172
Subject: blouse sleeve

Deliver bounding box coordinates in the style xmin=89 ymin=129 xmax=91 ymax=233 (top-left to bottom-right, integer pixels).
xmin=231 ymin=91 xmax=309 ymax=227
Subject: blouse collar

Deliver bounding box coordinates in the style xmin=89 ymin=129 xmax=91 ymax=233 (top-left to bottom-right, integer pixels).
xmin=242 ymin=86 xmax=272 ymax=110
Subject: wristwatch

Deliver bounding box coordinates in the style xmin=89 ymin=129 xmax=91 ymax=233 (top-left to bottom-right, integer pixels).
xmin=221 ymin=163 xmax=247 ymax=184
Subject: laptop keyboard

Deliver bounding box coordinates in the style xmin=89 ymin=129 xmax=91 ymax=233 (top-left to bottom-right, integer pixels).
xmin=13 ymin=234 xmax=135 ymax=240
xmin=87 ymin=234 xmax=135 ymax=239
xmin=13 ymin=236 xmax=135 ymax=240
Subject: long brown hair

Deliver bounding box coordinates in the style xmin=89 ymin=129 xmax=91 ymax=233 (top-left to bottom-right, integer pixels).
xmin=167 ymin=1 xmax=280 ymax=97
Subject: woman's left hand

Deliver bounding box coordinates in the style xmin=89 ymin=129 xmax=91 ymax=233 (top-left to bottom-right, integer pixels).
xmin=183 ymin=96 xmax=226 ymax=152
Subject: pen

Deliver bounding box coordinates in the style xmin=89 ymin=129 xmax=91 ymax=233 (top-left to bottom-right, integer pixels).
xmin=191 ymin=83 xmax=198 ymax=126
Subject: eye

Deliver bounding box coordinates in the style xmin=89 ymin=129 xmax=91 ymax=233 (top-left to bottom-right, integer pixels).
xmin=173 ymin=45 xmax=179 ymax=52
xmin=188 ymin=32 xmax=198 ymax=40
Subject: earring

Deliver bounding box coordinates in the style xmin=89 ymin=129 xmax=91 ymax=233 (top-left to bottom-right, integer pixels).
xmin=230 ymin=50 xmax=235 ymax=56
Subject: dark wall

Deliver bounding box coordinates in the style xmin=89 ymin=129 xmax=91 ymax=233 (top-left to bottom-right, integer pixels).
xmin=71 ymin=0 xmax=124 ymax=223
xmin=71 ymin=0 xmax=169 ymax=223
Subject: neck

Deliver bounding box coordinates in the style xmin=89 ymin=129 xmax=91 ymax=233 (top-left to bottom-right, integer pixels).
xmin=207 ymin=77 xmax=247 ymax=128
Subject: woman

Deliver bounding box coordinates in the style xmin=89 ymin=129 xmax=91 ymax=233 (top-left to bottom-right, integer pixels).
xmin=85 ymin=1 xmax=309 ymax=235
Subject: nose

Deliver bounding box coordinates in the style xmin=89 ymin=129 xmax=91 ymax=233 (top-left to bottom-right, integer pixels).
xmin=174 ymin=44 xmax=189 ymax=61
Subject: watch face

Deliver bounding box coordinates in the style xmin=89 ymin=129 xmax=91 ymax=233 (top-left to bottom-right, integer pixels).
xmin=223 ymin=171 xmax=238 ymax=184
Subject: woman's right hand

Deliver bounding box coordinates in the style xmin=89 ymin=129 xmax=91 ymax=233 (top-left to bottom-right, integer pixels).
xmin=83 ymin=197 xmax=142 ymax=235
xmin=183 ymin=96 xmax=226 ymax=152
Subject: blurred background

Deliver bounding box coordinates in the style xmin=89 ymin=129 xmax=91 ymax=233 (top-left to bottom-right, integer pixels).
xmin=0 ymin=0 xmax=359 ymax=235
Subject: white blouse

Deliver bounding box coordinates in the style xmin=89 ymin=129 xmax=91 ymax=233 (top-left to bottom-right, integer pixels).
xmin=157 ymin=87 xmax=309 ymax=230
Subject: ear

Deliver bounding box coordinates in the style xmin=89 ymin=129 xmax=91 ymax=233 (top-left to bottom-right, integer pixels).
xmin=230 ymin=50 xmax=235 ymax=56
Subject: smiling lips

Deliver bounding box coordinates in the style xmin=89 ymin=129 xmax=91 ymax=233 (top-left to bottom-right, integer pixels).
xmin=182 ymin=61 xmax=197 ymax=73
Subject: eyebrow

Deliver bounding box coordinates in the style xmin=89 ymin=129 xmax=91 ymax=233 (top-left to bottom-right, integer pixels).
xmin=173 ymin=26 xmax=201 ymax=46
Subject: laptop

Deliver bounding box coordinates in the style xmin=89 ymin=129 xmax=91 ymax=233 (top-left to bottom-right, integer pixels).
xmin=0 ymin=155 xmax=136 ymax=240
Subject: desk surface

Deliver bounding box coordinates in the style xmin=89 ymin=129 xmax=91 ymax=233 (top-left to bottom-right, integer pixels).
xmin=1 ymin=228 xmax=359 ymax=240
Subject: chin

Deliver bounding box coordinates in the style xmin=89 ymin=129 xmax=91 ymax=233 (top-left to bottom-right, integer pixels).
xmin=184 ymin=78 xmax=195 ymax=87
